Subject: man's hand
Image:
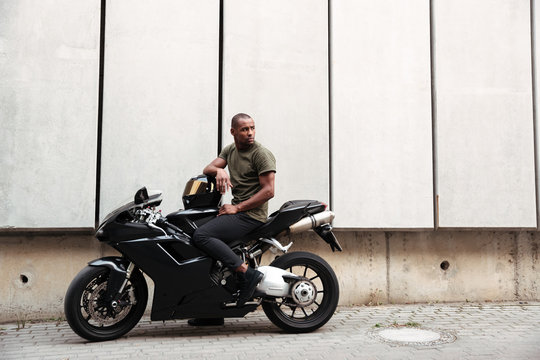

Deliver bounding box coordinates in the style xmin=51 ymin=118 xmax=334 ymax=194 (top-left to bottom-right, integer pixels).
xmin=215 ymin=168 xmax=233 ymax=195
xmin=203 ymin=158 xmax=232 ymax=195
xmin=218 ymin=204 xmax=238 ymax=216
xmin=217 ymin=171 xmax=275 ymax=216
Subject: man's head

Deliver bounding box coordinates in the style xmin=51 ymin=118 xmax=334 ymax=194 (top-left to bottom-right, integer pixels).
xmin=231 ymin=113 xmax=255 ymax=150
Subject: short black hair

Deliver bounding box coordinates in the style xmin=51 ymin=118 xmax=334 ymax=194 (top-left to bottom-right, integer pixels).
xmin=231 ymin=113 xmax=252 ymax=129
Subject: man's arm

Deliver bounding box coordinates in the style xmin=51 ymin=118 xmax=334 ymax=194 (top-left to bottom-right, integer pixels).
xmin=203 ymin=157 xmax=232 ymax=194
xmin=219 ymin=171 xmax=275 ymax=216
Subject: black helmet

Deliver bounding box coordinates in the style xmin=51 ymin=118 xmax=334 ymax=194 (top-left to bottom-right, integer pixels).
xmin=182 ymin=175 xmax=222 ymax=209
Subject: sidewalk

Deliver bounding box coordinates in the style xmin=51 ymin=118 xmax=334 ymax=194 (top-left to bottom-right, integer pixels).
xmin=1 ymin=302 xmax=539 ymax=359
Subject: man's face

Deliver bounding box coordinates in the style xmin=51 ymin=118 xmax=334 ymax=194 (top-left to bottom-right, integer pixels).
xmin=231 ymin=117 xmax=255 ymax=149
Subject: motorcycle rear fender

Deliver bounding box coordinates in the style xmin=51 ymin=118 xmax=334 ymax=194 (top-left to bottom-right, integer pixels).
xmin=314 ymin=225 xmax=343 ymax=252
xmin=88 ymin=257 xmax=131 ymax=302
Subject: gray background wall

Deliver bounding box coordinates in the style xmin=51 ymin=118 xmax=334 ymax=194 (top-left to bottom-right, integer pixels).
xmin=1 ymin=0 xmax=101 ymax=228
xmin=2 ymin=0 xmax=539 ymax=230
xmin=1 ymin=0 xmax=540 ymax=322
xmin=223 ymin=0 xmax=330 ymax=213
xmin=331 ymin=0 xmax=433 ymax=228
xmin=100 ymin=0 xmax=219 ymax=219
xmin=435 ymin=0 xmax=536 ymax=228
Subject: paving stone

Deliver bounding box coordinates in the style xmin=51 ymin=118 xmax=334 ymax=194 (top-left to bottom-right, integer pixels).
xmin=1 ymin=302 xmax=540 ymax=359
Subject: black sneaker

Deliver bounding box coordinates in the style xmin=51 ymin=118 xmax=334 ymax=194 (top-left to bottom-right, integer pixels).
xmin=236 ymin=267 xmax=264 ymax=307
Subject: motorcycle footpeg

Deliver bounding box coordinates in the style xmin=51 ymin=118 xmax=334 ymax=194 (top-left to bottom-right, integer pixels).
xmin=252 ymin=289 xmax=265 ymax=298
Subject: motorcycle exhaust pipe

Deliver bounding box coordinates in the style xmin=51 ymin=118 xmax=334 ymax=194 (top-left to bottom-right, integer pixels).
xmin=278 ymin=210 xmax=335 ymax=237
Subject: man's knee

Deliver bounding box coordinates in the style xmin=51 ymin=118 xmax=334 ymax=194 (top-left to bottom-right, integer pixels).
xmin=192 ymin=227 xmax=205 ymax=247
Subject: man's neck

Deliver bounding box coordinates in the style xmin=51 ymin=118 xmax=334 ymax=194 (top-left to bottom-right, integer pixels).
xmin=235 ymin=141 xmax=255 ymax=151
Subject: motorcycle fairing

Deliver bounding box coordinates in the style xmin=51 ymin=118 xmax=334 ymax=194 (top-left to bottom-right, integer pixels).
xmin=165 ymin=208 xmax=219 ymax=236
xmin=93 ymin=195 xmax=340 ymax=321
xmin=96 ymin=221 xmax=164 ymax=242
xmin=112 ymin=235 xmax=256 ymax=321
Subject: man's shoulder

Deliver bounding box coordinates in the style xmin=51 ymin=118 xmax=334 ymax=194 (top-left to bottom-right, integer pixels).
xmin=252 ymin=141 xmax=274 ymax=156
xmin=252 ymin=142 xmax=276 ymax=173
xmin=219 ymin=143 xmax=236 ymax=159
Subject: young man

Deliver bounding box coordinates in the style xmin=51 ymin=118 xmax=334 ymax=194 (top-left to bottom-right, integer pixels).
xmin=189 ymin=113 xmax=276 ymax=325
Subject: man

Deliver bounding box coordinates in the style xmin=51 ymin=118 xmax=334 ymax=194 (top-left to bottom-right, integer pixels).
xmin=189 ymin=113 xmax=276 ymax=326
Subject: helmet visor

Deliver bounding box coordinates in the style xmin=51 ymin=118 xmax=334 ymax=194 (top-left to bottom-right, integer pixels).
xmin=183 ymin=178 xmax=214 ymax=197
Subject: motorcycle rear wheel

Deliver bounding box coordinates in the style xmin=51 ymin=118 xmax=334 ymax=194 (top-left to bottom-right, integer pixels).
xmin=262 ymin=251 xmax=339 ymax=333
xmin=64 ymin=265 xmax=148 ymax=342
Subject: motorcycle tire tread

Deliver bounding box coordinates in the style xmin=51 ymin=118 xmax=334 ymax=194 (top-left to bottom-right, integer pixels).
xmin=261 ymin=251 xmax=339 ymax=333
xmin=64 ymin=265 xmax=148 ymax=342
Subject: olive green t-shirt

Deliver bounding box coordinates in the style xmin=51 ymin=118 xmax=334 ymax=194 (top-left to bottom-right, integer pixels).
xmin=218 ymin=141 xmax=276 ymax=223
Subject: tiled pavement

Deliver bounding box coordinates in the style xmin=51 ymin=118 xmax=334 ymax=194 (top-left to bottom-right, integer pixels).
xmin=1 ymin=302 xmax=539 ymax=359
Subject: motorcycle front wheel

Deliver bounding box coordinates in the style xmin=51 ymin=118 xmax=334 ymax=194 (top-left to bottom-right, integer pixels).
xmin=262 ymin=251 xmax=339 ymax=333
xmin=64 ymin=265 xmax=148 ymax=342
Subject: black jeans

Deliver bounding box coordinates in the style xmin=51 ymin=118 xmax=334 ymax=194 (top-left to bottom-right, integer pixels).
xmin=192 ymin=213 xmax=263 ymax=270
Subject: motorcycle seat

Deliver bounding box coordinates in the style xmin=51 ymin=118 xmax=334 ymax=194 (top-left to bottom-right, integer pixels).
xmin=242 ymin=200 xmax=326 ymax=240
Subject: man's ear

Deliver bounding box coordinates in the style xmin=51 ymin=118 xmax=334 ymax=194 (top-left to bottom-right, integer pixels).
xmin=230 ymin=127 xmax=235 ymax=136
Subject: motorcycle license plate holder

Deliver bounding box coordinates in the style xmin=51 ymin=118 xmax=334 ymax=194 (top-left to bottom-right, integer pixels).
xmin=314 ymin=224 xmax=343 ymax=252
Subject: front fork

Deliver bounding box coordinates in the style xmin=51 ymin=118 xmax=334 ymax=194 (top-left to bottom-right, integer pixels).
xmin=110 ymin=262 xmax=135 ymax=308
xmin=88 ymin=257 xmax=135 ymax=306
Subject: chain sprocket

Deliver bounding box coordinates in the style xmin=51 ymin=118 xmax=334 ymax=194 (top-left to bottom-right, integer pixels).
xmin=261 ymin=278 xmax=317 ymax=308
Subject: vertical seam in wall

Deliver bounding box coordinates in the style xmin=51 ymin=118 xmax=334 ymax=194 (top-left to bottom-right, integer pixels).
xmin=385 ymin=232 xmax=390 ymax=304
xmin=95 ymin=0 xmax=106 ymax=228
xmin=429 ymin=0 xmax=439 ymax=230
xmin=328 ymin=0 xmax=333 ymax=210
xmin=531 ymin=0 xmax=539 ymax=230
xmin=217 ymin=0 xmax=224 ymax=156
xmin=514 ymin=233 xmax=519 ymax=299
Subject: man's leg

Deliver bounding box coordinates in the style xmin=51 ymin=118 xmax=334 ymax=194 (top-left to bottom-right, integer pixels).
xmin=188 ymin=213 xmax=263 ymax=325
xmin=192 ymin=213 xmax=262 ymax=269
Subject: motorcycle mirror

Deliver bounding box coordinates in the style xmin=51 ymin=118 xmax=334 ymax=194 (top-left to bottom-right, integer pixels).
xmin=134 ymin=187 xmax=149 ymax=205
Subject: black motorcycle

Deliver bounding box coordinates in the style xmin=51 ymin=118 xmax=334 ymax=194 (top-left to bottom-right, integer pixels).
xmin=64 ymin=175 xmax=342 ymax=341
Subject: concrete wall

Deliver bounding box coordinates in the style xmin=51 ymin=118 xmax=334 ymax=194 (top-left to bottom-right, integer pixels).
xmin=99 ymin=0 xmax=219 ymax=219
xmin=435 ymin=0 xmax=536 ymax=228
xmin=288 ymin=230 xmax=540 ymax=305
xmin=0 ymin=0 xmax=100 ymax=228
xmin=2 ymin=0 xmax=539 ymax=230
xmin=331 ymin=0 xmax=434 ymax=229
xmin=2 ymin=0 xmax=540 ymax=323
xmin=533 ymin=0 xmax=540 ymax=228
xmin=1 ymin=230 xmax=538 ymax=322
xmin=222 ymin=0 xmax=330 ymax=214
xmin=0 ymin=234 xmax=102 ymax=322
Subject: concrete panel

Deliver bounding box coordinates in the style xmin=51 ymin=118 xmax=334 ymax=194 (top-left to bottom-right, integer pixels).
xmin=222 ymin=0 xmax=329 ymax=214
xmin=284 ymin=231 xmax=388 ymax=306
xmin=534 ymin=0 xmax=540 ymax=229
xmin=331 ymin=1 xmax=433 ymax=229
xmin=2 ymin=230 xmax=540 ymax=321
xmin=388 ymin=232 xmax=516 ymax=303
xmin=516 ymin=232 xmax=539 ymax=300
xmin=0 ymin=235 xmax=102 ymax=322
xmin=0 ymin=0 xmax=100 ymax=228
xmin=435 ymin=0 xmax=536 ymax=228
xmin=99 ymin=0 xmax=219 ymax=219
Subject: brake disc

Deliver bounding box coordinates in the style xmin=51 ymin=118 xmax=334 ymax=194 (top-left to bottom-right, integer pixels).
xmin=86 ymin=282 xmax=132 ymax=327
